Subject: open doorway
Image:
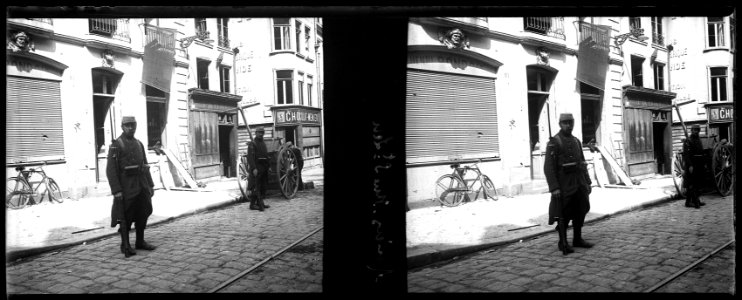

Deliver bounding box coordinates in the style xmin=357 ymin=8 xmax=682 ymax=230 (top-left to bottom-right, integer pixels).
xmin=219 ymin=123 xmax=235 ymax=178
xmin=653 ymin=122 xmax=667 ymax=174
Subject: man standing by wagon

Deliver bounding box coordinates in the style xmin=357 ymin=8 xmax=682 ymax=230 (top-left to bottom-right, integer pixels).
xmin=247 ymin=127 xmax=271 ymax=211
xmin=107 ymin=116 xmax=157 ymax=258
xmin=544 ymin=113 xmax=593 ymax=255
xmin=683 ymin=124 xmax=706 ymax=209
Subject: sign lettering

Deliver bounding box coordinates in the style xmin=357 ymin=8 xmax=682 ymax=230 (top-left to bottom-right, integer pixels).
xmin=274 ymin=108 xmax=320 ymax=125
xmin=708 ymin=106 xmax=733 ymax=123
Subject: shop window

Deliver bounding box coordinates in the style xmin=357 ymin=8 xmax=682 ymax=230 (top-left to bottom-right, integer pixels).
xmin=709 ymin=67 xmax=728 ymax=102
xmin=304 ymin=145 xmax=320 ymax=158
xmin=276 ymin=70 xmax=294 ymax=104
xmin=631 ymin=56 xmax=644 ymax=87
xmin=298 ymin=73 xmax=305 ymax=105
xmin=652 ymin=63 xmax=665 ymax=91
xmin=197 ymin=59 xmax=210 ymax=89
xmin=650 ymin=16 xmax=663 ymax=45
xmin=219 ymin=65 xmax=231 ymax=93
xmin=526 ymin=67 xmax=555 ymax=152
xmin=273 ymin=18 xmax=291 ymax=51
xmin=217 ymin=18 xmax=229 ymax=48
xmin=707 ymin=17 xmax=725 ymax=47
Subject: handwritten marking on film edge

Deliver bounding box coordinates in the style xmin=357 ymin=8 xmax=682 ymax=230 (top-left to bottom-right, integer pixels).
xmin=369 ymin=121 xmax=395 ymax=283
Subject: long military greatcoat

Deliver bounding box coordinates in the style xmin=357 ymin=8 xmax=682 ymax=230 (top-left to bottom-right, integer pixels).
xmin=682 ymin=134 xmax=705 ymax=189
xmin=247 ymin=138 xmax=270 ymax=191
xmin=107 ymin=135 xmax=154 ymax=227
xmin=544 ymin=130 xmax=592 ymax=224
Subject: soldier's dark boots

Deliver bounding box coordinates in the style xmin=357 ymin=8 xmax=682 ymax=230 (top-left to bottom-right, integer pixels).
xmin=134 ymin=221 xmax=156 ymax=251
xmin=249 ymin=195 xmax=260 ymax=210
xmin=572 ymin=226 xmax=594 ymax=248
xmin=119 ymin=222 xmax=136 ymax=258
xmin=556 ymin=220 xmax=573 ymax=255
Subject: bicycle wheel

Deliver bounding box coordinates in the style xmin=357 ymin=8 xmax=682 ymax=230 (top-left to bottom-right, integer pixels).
xmin=434 ymin=174 xmax=467 ymax=207
xmin=6 ymin=177 xmax=31 ymax=209
xmin=47 ymin=179 xmax=64 ymax=203
xmin=482 ymin=175 xmax=498 ymax=200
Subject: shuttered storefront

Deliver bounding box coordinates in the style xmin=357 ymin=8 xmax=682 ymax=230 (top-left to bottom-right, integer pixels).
xmin=6 ymin=76 xmax=65 ymax=164
xmin=406 ymin=69 xmax=499 ymax=164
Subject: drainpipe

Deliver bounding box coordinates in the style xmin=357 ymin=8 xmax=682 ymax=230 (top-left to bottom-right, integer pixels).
xmin=315 ymin=18 xmax=324 ymax=166
xmin=233 ymin=46 xmax=240 ymax=176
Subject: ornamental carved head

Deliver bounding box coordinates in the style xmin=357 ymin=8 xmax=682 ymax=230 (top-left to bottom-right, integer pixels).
xmin=439 ymin=28 xmax=470 ymax=50
xmin=8 ymin=31 xmax=34 ymax=52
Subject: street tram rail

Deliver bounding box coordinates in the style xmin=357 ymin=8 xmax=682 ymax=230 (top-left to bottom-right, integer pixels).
xmin=644 ymin=239 xmax=735 ymax=293
xmin=208 ymin=225 xmax=324 ymax=293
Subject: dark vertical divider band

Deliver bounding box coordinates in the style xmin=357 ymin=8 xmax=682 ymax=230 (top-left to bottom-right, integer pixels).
xmin=323 ymin=16 xmax=408 ymax=293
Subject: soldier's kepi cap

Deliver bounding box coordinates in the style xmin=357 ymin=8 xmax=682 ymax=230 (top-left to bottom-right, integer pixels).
xmin=691 ymin=124 xmax=701 ymax=130
xmin=255 ymin=127 xmax=265 ymax=133
xmin=121 ymin=116 xmax=137 ymax=124
xmin=559 ymin=113 xmax=574 ymax=122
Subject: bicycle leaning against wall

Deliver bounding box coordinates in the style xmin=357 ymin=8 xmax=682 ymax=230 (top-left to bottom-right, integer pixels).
xmin=6 ymin=162 xmax=63 ymax=209
xmin=434 ymin=159 xmax=498 ymax=207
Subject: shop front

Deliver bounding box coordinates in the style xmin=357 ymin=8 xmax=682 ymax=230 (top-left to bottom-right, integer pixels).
xmin=705 ymin=103 xmax=734 ymax=144
xmin=188 ymin=88 xmax=242 ymax=180
xmin=622 ymin=86 xmax=676 ymax=177
xmin=270 ymin=105 xmax=322 ymax=165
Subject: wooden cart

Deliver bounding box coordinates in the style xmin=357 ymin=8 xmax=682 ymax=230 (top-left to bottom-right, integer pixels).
xmin=670 ymin=100 xmax=735 ymax=197
xmin=233 ymin=104 xmax=302 ymax=200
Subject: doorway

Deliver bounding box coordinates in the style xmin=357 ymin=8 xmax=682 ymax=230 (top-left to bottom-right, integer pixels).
xmin=93 ymin=95 xmax=114 ymax=182
xmin=653 ymin=122 xmax=667 ymax=174
xmin=219 ymin=124 xmax=235 ymax=177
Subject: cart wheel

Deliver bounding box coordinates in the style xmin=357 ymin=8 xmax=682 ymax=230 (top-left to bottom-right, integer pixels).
xmin=672 ymin=152 xmax=686 ymax=198
xmin=712 ymin=144 xmax=734 ymax=196
xmin=434 ymin=174 xmax=466 ymax=207
xmin=277 ymin=146 xmax=299 ymax=199
xmin=237 ymin=157 xmax=250 ymax=201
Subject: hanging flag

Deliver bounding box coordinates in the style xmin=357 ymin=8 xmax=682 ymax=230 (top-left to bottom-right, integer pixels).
xmin=576 ymin=22 xmax=611 ymax=91
xmin=142 ymin=24 xmax=176 ymax=93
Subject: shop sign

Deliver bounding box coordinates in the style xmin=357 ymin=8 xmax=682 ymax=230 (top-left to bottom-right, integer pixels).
xmin=275 ymin=108 xmax=320 ymax=125
xmin=708 ymin=105 xmax=733 ymax=123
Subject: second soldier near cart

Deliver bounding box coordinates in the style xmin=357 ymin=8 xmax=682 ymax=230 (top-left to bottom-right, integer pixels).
xmin=106 ymin=116 xmax=157 ymax=258
xmin=544 ymin=113 xmax=594 ymax=255
xmin=247 ymin=127 xmax=271 ymax=211
xmin=682 ymin=124 xmax=707 ymax=209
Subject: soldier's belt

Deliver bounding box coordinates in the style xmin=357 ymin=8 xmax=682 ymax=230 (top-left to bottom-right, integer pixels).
xmin=123 ymin=165 xmax=141 ymax=175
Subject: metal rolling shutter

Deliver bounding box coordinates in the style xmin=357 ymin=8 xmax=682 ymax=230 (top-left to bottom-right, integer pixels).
xmin=406 ymin=69 xmax=499 ymax=164
xmin=6 ymin=76 xmax=65 ymax=164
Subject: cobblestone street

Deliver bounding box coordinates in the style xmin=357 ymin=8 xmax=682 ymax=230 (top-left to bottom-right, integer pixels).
xmin=5 ymin=187 xmax=324 ymax=294
xmin=408 ymin=193 xmax=734 ymax=293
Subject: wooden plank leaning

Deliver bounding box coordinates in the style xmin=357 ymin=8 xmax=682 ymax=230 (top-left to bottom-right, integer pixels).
xmin=596 ymin=145 xmax=634 ymax=186
xmin=162 ymin=147 xmax=200 ymax=189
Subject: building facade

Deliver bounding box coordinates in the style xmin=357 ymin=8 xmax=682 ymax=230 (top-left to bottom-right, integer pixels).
xmin=230 ymin=18 xmax=324 ymax=169
xmin=404 ymin=16 xmax=714 ymax=205
xmin=666 ymin=15 xmax=736 ymax=150
xmin=6 ymin=18 xmax=240 ymax=198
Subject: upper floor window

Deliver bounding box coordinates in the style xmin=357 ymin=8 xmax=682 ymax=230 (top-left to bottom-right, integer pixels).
xmin=305 ymin=26 xmax=312 ymax=53
xmin=197 ymin=59 xmax=210 ymax=90
xmin=273 ymin=18 xmax=291 ymax=51
xmin=523 ymin=17 xmax=565 ymax=40
xmin=298 ymin=73 xmax=305 ymax=105
xmin=731 ymin=16 xmax=736 ymax=50
xmin=629 ymin=17 xmax=641 ymax=31
xmin=652 ymin=62 xmax=665 ymax=91
xmin=217 ymin=18 xmax=229 ymax=48
xmin=295 ymin=21 xmax=303 ymax=55
xmin=709 ymin=67 xmax=728 ymax=102
xmin=219 ymin=65 xmax=231 ymax=93
xmin=195 ymin=18 xmax=207 ymax=35
xmin=276 ymin=70 xmax=294 ymax=104
xmin=88 ymin=18 xmax=130 ymax=43
xmin=707 ymin=17 xmax=725 ymax=47
xmin=631 ymin=56 xmax=644 ymax=87
xmin=307 ymin=76 xmax=314 ymax=107
xmin=651 ymin=17 xmax=663 ymax=45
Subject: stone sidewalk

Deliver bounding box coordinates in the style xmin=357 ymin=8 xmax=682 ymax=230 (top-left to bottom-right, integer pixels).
xmin=6 ymin=167 xmax=324 ymax=262
xmin=406 ymin=175 xmax=682 ymax=269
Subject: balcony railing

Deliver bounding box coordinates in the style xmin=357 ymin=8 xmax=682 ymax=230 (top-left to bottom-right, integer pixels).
xmin=89 ymin=18 xmax=130 ymax=43
xmin=218 ymin=35 xmax=230 ymax=48
xmin=30 ymin=18 xmax=53 ymax=25
xmin=144 ymin=24 xmax=175 ymax=50
xmin=524 ymin=17 xmax=565 ymax=40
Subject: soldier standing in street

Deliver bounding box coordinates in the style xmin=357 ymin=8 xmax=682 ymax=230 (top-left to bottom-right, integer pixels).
xmin=107 ymin=116 xmax=157 ymax=258
xmin=683 ymin=124 xmax=707 ymax=209
xmin=544 ymin=113 xmax=593 ymax=255
xmin=247 ymin=127 xmax=271 ymax=211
